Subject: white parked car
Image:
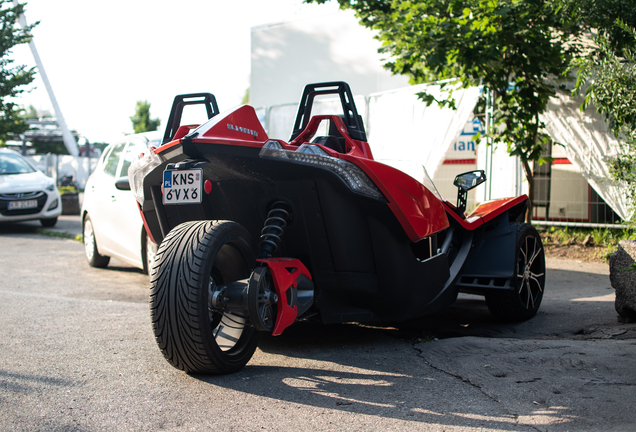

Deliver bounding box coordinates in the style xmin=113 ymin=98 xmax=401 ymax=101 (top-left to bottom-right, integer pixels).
xmin=81 ymin=132 xmax=161 ymax=274
xmin=0 ymin=148 xmax=61 ymax=227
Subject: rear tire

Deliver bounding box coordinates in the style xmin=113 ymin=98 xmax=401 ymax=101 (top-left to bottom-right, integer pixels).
xmin=485 ymin=223 xmax=545 ymax=322
xmin=83 ymin=214 xmax=110 ymax=268
xmin=150 ymin=220 xmax=258 ymax=374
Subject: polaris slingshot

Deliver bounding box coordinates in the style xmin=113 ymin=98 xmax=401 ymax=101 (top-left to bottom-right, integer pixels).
xmin=129 ymin=82 xmax=546 ymax=374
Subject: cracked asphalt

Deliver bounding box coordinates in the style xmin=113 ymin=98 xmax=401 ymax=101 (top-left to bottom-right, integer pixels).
xmin=1 ymin=219 xmax=635 ymax=431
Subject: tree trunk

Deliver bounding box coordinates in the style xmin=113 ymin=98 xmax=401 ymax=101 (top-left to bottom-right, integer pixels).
xmin=521 ymin=158 xmax=534 ymax=224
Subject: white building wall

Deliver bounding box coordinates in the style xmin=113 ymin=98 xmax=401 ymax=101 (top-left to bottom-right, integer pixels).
xmin=250 ymin=10 xmax=410 ymax=109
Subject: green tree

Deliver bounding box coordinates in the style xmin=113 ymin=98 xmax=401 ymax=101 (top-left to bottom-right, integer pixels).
xmin=130 ymin=100 xmax=160 ymax=133
xmin=20 ymin=104 xmax=37 ymax=119
xmin=307 ymin=0 xmax=586 ymax=221
xmin=0 ymin=0 xmax=37 ymax=145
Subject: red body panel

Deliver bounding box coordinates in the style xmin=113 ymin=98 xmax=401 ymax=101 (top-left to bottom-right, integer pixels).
xmin=137 ymin=201 xmax=158 ymax=245
xmin=444 ymin=195 xmax=528 ymax=230
xmin=257 ymin=258 xmax=312 ymax=336
xmin=156 ymin=105 xmax=269 ymax=154
xmin=345 ymin=157 xmax=450 ymax=241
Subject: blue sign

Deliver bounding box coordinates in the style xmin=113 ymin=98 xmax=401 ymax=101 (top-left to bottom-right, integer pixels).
xmin=163 ymin=171 xmax=172 ymax=189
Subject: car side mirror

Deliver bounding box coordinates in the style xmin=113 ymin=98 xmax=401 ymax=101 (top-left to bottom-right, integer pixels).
xmin=453 ymin=170 xmax=486 ymax=192
xmin=453 ymin=170 xmax=486 ymax=216
xmin=115 ymin=176 xmax=131 ymax=191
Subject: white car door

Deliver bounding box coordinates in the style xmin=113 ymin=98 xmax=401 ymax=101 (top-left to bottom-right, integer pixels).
xmin=106 ymin=140 xmax=146 ymax=265
xmin=88 ymin=141 xmax=126 ymax=254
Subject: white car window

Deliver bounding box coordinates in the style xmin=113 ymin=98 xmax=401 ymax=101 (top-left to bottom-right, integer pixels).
xmin=119 ymin=141 xmax=147 ymax=178
xmin=103 ymin=142 xmax=126 ymax=177
xmin=0 ymin=151 xmax=36 ymax=175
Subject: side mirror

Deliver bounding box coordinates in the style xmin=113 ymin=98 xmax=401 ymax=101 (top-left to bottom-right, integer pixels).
xmin=115 ymin=176 xmax=131 ymax=191
xmin=453 ymin=170 xmax=486 ymax=216
xmin=453 ymin=170 xmax=486 ymax=192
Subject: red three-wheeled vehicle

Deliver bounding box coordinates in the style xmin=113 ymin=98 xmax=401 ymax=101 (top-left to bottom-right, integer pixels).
xmin=129 ymin=82 xmax=546 ymax=374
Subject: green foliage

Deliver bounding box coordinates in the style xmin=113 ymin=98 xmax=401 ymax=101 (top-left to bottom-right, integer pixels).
xmin=241 ymin=88 xmax=249 ymax=104
xmin=306 ymin=0 xmax=586 ymax=221
xmin=573 ymin=0 xmax=636 ymax=56
xmin=57 ymin=186 xmax=77 ymax=194
xmin=0 ymin=0 xmax=37 ymax=144
xmin=35 ymin=228 xmax=82 ymax=242
xmin=541 ymin=225 xmax=634 ymax=262
xmin=130 ymin=100 xmax=160 ymax=134
xmin=20 ymin=104 xmax=38 ymax=119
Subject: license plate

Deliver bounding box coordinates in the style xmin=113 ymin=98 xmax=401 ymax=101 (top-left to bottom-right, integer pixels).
xmin=162 ymin=169 xmax=203 ymax=205
xmin=8 ymin=199 xmax=38 ymax=210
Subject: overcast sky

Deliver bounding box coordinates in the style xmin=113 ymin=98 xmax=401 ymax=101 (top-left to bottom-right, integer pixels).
xmin=8 ymin=0 xmax=340 ymax=143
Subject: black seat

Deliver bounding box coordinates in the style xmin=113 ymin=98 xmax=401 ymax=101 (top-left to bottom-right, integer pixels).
xmin=311 ymin=118 xmax=347 ymax=153
xmin=312 ymin=135 xmax=345 ymax=153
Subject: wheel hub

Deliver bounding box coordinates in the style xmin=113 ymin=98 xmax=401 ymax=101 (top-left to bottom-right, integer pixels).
xmin=247 ymin=266 xmax=277 ymax=332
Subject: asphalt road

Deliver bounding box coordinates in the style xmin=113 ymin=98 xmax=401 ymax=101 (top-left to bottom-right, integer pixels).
xmin=1 ymin=218 xmax=635 ymax=431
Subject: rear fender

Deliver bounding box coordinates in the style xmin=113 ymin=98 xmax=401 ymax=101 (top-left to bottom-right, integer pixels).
xmin=454 ymin=212 xmax=521 ymax=293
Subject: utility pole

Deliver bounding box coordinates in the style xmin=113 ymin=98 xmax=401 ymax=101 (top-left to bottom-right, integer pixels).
xmin=12 ymin=0 xmax=78 ymax=156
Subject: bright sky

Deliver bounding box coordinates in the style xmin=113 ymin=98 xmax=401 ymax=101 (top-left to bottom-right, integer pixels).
xmin=9 ymin=0 xmax=340 ymax=144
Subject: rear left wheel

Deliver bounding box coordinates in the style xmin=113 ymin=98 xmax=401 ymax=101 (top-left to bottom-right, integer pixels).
xmin=150 ymin=220 xmax=258 ymax=374
xmin=83 ymin=214 xmax=110 ymax=268
xmin=142 ymin=231 xmax=158 ymax=275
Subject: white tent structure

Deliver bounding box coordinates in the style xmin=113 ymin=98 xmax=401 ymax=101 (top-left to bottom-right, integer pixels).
xmin=541 ymin=92 xmax=631 ymax=221
xmin=366 ymin=83 xmax=481 ymax=184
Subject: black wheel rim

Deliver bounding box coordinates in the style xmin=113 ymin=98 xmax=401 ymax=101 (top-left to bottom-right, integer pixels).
xmin=208 ymin=275 xmax=247 ymax=352
xmin=247 ymin=266 xmax=277 ymax=332
xmin=206 ymin=239 xmax=254 ymax=354
xmin=516 ymin=234 xmax=545 ymax=310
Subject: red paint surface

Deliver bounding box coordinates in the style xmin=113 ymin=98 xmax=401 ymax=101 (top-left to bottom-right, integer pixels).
xmin=137 ymin=201 xmax=157 ymax=245
xmin=257 ymin=258 xmax=312 ymax=336
xmin=443 ymin=159 xmax=477 ymax=165
xmin=444 ymin=195 xmax=528 ymax=230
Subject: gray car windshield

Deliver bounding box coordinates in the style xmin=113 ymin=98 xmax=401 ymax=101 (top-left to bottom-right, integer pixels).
xmin=0 ymin=152 xmax=36 ymax=175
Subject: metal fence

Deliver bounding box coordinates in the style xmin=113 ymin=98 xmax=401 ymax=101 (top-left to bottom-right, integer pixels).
xmin=26 ymin=153 xmax=98 ymax=190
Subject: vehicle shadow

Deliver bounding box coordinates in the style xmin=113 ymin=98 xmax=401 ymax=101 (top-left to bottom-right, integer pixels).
xmin=0 ymin=221 xmax=41 ymax=235
xmin=97 ymin=264 xmax=145 ymax=275
xmin=193 ymin=320 xmax=577 ymax=430
xmin=189 ymin=263 xmax=625 ymax=428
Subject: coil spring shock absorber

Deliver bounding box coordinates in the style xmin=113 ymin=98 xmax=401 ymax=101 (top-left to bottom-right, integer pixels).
xmin=258 ymin=201 xmax=291 ymax=259
xmin=247 ymin=201 xmax=292 ymax=332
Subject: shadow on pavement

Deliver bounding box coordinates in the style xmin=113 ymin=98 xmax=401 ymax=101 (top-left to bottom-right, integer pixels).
xmin=193 ymin=321 xmax=577 ymax=430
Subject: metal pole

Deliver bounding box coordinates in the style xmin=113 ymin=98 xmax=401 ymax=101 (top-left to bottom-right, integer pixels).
xmin=13 ymin=0 xmax=78 ymax=156
xmin=20 ymin=134 xmax=27 ymax=155
xmin=484 ymin=87 xmax=494 ymax=201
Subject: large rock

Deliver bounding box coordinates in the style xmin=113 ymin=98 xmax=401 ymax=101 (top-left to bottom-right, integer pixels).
xmin=610 ymin=240 xmax=636 ymax=322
